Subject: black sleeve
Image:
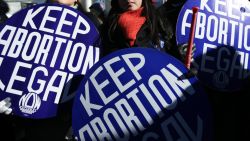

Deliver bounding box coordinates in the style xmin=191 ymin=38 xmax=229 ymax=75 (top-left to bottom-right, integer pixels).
xmin=156 ymin=11 xmax=183 ymax=61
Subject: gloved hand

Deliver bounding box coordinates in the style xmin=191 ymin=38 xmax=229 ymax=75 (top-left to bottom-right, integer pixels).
xmin=178 ymin=43 xmax=199 ymax=77
xmin=0 ymin=97 xmax=12 ymax=115
xmin=178 ymin=43 xmax=196 ymax=62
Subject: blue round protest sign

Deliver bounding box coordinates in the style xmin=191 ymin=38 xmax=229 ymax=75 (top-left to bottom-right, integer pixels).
xmin=176 ymin=0 xmax=250 ymax=91
xmin=0 ymin=4 xmax=101 ymax=118
xmin=72 ymin=48 xmax=213 ymax=141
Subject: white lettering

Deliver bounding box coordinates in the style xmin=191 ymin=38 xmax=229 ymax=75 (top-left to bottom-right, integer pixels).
xmin=6 ymin=61 xmax=32 ymax=95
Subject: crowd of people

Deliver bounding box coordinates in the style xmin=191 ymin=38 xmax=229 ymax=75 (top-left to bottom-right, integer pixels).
xmin=1 ymin=0 xmax=249 ymax=141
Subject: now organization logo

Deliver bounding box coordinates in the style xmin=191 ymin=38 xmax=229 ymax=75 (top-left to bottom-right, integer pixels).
xmin=19 ymin=92 xmax=41 ymax=115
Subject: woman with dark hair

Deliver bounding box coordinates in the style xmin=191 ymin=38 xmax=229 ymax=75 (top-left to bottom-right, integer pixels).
xmin=102 ymin=0 xmax=180 ymax=58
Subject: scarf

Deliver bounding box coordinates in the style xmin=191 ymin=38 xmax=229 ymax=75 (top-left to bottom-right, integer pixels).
xmin=118 ymin=7 xmax=146 ymax=46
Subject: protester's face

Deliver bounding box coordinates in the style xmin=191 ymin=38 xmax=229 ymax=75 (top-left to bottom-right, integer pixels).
xmin=118 ymin=0 xmax=143 ymax=11
xmin=54 ymin=0 xmax=76 ymax=6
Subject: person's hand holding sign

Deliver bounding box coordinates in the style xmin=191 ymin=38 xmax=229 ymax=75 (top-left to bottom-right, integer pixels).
xmin=176 ymin=0 xmax=250 ymax=91
xmin=0 ymin=97 xmax=12 ymax=115
xmin=178 ymin=43 xmax=199 ymax=76
xmin=178 ymin=43 xmax=196 ymax=61
xmin=178 ymin=7 xmax=199 ymax=78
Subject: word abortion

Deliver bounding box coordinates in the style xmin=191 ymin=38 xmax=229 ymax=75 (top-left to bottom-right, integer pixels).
xmin=0 ymin=5 xmax=100 ymax=104
xmin=78 ymin=53 xmax=199 ymax=141
xmin=182 ymin=10 xmax=250 ymax=51
xmin=0 ymin=25 xmax=99 ymax=74
xmin=181 ymin=0 xmax=250 ymax=79
xmin=181 ymin=0 xmax=250 ymax=50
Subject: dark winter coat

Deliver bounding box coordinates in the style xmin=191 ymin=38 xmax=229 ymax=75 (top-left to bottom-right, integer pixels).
xmin=102 ymin=11 xmax=181 ymax=59
xmin=157 ymin=0 xmax=187 ymax=29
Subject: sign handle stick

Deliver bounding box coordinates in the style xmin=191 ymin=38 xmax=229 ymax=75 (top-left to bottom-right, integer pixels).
xmin=185 ymin=7 xmax=199 ymax=69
